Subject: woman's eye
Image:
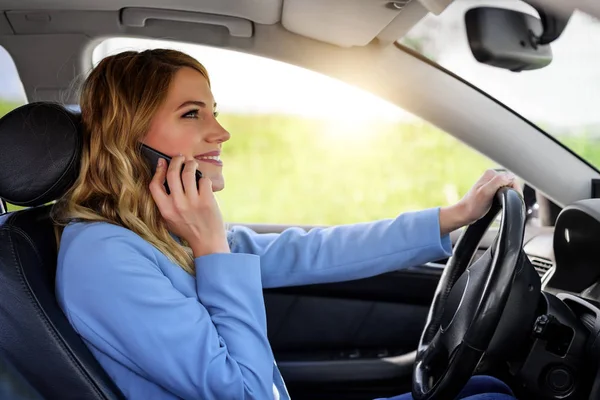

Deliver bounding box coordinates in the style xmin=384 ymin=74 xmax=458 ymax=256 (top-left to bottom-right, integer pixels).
xmin=182 ymin=110 xmax=199 ymax=119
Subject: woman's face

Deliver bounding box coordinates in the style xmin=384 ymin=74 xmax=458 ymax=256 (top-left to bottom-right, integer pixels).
xmin=143 ymin=67 xmax=230 ymax=191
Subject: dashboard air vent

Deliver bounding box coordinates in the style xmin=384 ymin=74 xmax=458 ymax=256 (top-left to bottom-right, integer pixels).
xmin=529 ymin=256 xmax=553 ymax=277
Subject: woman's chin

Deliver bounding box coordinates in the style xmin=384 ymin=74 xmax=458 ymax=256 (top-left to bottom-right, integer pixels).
xmin=210 ymin=176 xmax=225 ymax=192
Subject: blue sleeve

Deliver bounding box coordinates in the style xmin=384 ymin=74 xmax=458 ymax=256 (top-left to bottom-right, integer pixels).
xmin=229 ymin=207 xmax=453 ymax=288
xmin=58 ymin=227 xmax=274 ymax=400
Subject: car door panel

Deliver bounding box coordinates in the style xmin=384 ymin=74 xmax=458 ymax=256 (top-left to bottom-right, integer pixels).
xmin=233 ymin=223 xmax=496 ymax=399
xmin=266 ymin=293 xmax=428 ymax=361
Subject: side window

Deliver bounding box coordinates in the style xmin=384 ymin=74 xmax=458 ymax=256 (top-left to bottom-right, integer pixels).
xmin=0 ymin=46 xmax=27 ymax=213
xmin=95 ymin=39 xmax=497 ymax=225
xmin=0 ymin=46 xmax=26 ymax=117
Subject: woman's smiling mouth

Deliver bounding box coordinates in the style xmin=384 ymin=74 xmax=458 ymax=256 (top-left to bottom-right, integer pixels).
xmin=195 ymin=151 xmax=222 ymax=166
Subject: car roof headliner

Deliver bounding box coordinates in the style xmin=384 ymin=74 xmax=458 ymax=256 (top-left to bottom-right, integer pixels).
xmin=0 ymin=0 xmax=443 ymax=48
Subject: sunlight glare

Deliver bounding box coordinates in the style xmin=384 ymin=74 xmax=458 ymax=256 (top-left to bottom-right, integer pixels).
xmin=94 ymin=37 xmax=414 ymax=146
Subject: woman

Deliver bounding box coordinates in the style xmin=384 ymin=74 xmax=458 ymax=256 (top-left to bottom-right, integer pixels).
xmin=53 ymin=49 xmax=519 ymax=400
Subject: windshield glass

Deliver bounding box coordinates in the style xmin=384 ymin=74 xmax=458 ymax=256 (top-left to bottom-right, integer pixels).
xmin=401 ymin=0 xmax=600 ymax=168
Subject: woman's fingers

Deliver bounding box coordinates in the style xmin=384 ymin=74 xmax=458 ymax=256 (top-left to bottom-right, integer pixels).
xmin=479 ymin=172 xmax=522 ymax=201
xmin=166 ymin=154 xmax=185 ymax=197
xmin=181 ymin=159 xmax=200 ymax=198
xmin=149 ymin=157 xmax=170 ymax=206
xmin=197 ymin=174 xmax=214 ymax=201
xmin=473 ymin=169 xmax=499 ymax=188
xmin=481 ymin=173 xmax=512 ymax=194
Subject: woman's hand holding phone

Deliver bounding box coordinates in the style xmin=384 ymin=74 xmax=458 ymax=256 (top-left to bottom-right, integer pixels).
xmin=149 ymin=155 xmax=230 ymax=258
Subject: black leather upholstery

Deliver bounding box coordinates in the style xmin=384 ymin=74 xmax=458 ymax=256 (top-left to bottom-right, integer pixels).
xmin=0 ymin=350 xmax=44 ymax=400
xmin=0 ymin=103 xmax=81 ymax=207
xmin=0 ymin=103 xmax=125 ymax=399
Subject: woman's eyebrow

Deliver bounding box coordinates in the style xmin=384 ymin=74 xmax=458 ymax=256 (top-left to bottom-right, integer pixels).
xmin=177 ymin=100 xmax=206 ymax=110
xmin=176 ymin=101 xmax=218 ymax=110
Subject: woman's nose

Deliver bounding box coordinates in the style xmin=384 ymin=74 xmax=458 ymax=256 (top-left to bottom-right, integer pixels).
xmin=206 ymin=119 xmax=231 ymax=143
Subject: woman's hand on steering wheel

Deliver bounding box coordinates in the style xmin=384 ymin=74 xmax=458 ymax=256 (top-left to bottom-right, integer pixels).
xmin=440 ymin=169 xmax=522 ymax=236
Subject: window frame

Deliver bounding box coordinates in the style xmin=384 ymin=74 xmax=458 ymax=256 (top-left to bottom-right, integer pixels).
xmin=0 ymin=45 xmax=28 ymax=215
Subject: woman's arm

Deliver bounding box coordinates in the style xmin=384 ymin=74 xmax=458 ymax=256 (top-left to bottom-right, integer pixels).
xmin=229 ymin=169 xmax=521 ymax=289
xmin=56 ymin=223 xmax=274 ymax=400
xmin=229 ymin=207 xmax=453 ymax=288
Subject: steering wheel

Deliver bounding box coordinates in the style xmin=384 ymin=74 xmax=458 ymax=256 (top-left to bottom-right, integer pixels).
xmin=412 ymin=187 xmax=526 ymax=400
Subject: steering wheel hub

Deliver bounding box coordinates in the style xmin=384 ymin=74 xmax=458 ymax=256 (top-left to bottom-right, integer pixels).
xmin=440 ymin=269 xmax=470 ymax=332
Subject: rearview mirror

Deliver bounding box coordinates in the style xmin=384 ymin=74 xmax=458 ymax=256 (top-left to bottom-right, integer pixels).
xmin=465 ymin=7 xmax=552 ymax=72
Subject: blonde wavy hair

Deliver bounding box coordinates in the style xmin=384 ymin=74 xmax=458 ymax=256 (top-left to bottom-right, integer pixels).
xmin=53 ymin=49 xmax=210 ymax=274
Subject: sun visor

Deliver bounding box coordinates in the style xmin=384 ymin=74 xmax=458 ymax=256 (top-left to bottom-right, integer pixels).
xmin=282 ymin=0 xmax=454 ymax=48
xmin=282 ymin=0 xmax=413 ymax=47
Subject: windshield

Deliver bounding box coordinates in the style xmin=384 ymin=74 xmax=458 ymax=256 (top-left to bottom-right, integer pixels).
xmin=401 ymin=0 xmax=600 ymax=168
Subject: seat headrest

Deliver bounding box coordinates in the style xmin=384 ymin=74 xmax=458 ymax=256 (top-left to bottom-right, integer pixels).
xmin=0 ymin=103 xmax=81 ymax=207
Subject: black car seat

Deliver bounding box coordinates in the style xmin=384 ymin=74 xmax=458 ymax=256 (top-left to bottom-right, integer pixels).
xmin=0 ymin=351 xmax=44 ymax=400
xmin=0 ymin=103 xmax=125 ymax=399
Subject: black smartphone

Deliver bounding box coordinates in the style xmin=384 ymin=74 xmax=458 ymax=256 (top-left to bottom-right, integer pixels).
xmin=140 ymin=143 xmax=203 ymax=194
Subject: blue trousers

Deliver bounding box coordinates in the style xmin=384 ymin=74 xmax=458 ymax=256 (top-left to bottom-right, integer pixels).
xmin=379 ymin=375 xmax=515 ymax=400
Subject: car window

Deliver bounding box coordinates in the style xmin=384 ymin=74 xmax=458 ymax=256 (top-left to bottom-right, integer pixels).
xmin=0 ymin=46 xmax=27 ymax=213
xmin=401 ymin=1 xmax=600 ymax=170
xmin=92 ymin=38 xmax=499 ymax=225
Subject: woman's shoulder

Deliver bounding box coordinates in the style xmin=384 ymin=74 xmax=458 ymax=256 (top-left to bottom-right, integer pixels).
xmin=59 ymin=221 xmax=157 ymax=262
xmin=56 ymin=221 xmax=165 ymax=298
xmin=62 ymin=220 xmax=137 ymax=243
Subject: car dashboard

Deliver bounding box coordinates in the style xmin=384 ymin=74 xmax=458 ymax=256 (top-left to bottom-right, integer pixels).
xmin=509 ymin=199 xmax=600 ymax=399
